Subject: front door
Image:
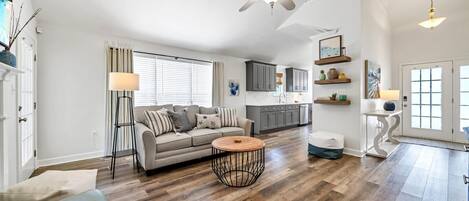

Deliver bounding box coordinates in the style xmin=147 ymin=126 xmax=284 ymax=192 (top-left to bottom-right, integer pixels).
xmin=17 ymin=36 xmax=36 ymax=181
xmin=402 ymin=61 xmax=453 ymax=141
xmin=453 ymin=60 xmax=469 ymax=143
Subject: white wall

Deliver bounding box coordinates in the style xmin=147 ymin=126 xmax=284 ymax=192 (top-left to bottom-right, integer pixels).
xmin=360 ymin=0 xmax=393 ymax=150
xmin=306 ymin=0 xmax=363 ymax=155
xmin=36 ymin=23 xmax=251 ymax=166
xmin=391 ymin=12 xmax=469 ymax=89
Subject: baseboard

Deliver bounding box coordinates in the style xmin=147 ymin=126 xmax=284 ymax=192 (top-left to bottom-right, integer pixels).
xmin=343 ymin=147 xmax=365 ymax=158
xmin=37 ymin=150 xmax=104 ymax=167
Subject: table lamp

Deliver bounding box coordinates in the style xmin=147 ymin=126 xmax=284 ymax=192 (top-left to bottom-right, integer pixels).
xmin=108 ymin=72 xmax=140 ymax=179
xmin=380 ymin=90 xmax=400 ymax=111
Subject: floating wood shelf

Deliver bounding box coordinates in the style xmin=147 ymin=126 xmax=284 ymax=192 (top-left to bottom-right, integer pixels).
xmin=314 ymin=56 xmax=352 ymax=65
xmin=314 ymin=100 xmax=351 ymax=105
xmin=314 ymin=78 xmax=351 ymax=85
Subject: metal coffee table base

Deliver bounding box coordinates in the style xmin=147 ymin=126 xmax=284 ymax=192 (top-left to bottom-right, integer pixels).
xmin=211 ymin=147 xmax=265 ymax=187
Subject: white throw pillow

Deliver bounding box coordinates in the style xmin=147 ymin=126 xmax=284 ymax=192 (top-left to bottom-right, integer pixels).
xmin=196 ymin=114 xmax=221 ymax=129
xmin=218 ymin=108 xmax=238 ymax=127
xmin=144 ymin=109 xmax=175 ymax=137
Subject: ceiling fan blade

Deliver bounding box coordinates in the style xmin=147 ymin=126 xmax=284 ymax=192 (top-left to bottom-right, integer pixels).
xmin=239 ymin=0 xmax=258 ymax=12
xmin=278 ymin=0 xmax=296 ymax=10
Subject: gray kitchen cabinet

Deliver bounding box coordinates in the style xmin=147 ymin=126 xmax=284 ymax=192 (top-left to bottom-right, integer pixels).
xmin=247 ymin=104 xmax=303 ymax=134
xmin=276 ymin=110 xmax=285 ymax=128
xmin=246 ymin=61 xmax=276 ymax=91
xmin=286 ymin=68 xmax=308 ymax=92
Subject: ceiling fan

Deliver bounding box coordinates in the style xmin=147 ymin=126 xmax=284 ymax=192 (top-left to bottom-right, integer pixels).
xmin=239 ymin=0 xmax=296 ymax=12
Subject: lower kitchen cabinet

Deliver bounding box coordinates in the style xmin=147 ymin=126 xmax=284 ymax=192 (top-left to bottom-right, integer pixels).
xmin=246 ymin=104 xmax=304 ymax=134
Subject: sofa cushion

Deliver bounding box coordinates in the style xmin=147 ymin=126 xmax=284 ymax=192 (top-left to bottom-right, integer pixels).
xmin=167 ymin=110 xmax=192 ymax=133
xmin=199 ymin=106 xmax=218 ymax=114
xmin=187 ymin=129 xmax=222 ymax=146
xmin=155 ymin=133 xmax=192 ymax=152
xmin=218 ymin=108 xmax=238 ymax=127
xmin=144 ymin=109 xmax=174 ymax=137
xmin=134 ymin=105 xmax=173 ymax=123
xmin=196 ymin=114 xmax=221 ymax=129
xmin=174 ymin=105 xmax=199 ymax=128
xmin=215 ymin=127 xmax=245 ymax=137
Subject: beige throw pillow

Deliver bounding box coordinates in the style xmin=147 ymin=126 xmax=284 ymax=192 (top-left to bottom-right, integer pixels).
xmin=196 ymin=114 xmax=221 ymax=129
xmin=144 ymin=108 xmax=175 ymax=137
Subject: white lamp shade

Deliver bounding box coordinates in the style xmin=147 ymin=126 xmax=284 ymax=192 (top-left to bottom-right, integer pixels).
xmin=380 ymin=90 xmax=400 ymax=101
xmin=419 ymin=17 xmax=446 ymax=29
xmin=108 ymin=72 xmax=139 ymax=91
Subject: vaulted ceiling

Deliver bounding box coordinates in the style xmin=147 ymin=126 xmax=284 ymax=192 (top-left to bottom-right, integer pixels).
xmin=32 ymin=0 xmax=469 ymax=65
xmin=32 ymin=0 xmax=321 ymax=65
xmin=380 ymin=0 xmax=469 ymax=29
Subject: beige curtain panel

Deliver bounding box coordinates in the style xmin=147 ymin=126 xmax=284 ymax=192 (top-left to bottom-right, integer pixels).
xmin=105 ymin=47 xmax=134 ymax=156
xmin=212 ymin=61 xmax=225 ymax=107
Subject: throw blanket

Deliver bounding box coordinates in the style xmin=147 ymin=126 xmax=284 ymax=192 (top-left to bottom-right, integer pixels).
xmin=0 ymin=169 xmax=98 ymax=201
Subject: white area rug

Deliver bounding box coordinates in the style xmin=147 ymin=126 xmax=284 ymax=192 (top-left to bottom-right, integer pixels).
xmin=0 ymin=169 xmax=97 ymax=201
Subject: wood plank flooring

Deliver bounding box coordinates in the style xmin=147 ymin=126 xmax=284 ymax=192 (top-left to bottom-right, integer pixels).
xmin=34 ymin=125 xmax=469 ymax=201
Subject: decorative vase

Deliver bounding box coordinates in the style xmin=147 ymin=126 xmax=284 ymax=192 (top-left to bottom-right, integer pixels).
xmin=383 ymin=101 xmax=396 ymax=111
xmin=319 ymin=70 xmax=326 ymax=80
xmin=327 ymin=68 xmax=339 ymax=80
xmin=338 ymin=95 xmax=347 ymax=101
xmin=338 ymin=72 xmax=347 ymax=80
xmin=0 ymin=50 xmax=16 ymax=67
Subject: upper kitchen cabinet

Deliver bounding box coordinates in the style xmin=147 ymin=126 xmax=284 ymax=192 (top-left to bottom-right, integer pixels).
xmin=246 ymin=61 xmax=276 ymax=91
xmin=286 ymin=68 xmax=308 ymax=92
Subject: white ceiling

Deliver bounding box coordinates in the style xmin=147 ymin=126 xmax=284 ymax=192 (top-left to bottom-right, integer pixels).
xmin=33 ymin=0 xmax=321 ymax=64
xmin=381 ymin=0 xmax=469 ymax=28
xmin=32 ymin=0 xmax=469 ymax=65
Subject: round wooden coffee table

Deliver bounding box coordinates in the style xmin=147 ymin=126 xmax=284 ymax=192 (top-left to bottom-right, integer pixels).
xmin=211 ymin=136 xmax=265 ymax=187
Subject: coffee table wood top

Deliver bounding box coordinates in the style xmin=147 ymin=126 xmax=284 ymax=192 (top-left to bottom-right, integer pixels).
xmin=212 ymin=136 xmax=265 ymax=152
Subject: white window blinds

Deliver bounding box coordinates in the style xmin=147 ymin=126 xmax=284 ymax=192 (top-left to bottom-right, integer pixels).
xmin=133 ymin=52 xmax=213 ymax=107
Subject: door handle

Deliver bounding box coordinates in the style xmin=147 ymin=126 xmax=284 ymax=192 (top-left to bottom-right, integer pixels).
xmin=19 ymin=117 xmax=27 ymax=123
xmin=403 ymin=104 xmax=408 ymax=107
xmin=464 ymin=175 xmax=469 ymax=184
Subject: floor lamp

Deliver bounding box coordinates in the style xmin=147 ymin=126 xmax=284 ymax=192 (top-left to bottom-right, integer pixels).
xmin=108 ymin=72 xmax=140 ymax=179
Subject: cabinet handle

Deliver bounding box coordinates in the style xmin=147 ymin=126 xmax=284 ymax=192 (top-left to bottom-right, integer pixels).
xmin=464 ymin=175 xmax=469 ymax=184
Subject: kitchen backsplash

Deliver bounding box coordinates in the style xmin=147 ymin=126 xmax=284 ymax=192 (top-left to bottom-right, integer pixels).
xmin=245 ymin=91 xmax=313 ymax=105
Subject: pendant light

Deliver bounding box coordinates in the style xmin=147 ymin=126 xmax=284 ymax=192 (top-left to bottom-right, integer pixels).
xmin=419 ymin=0 xmax=446 ymax=29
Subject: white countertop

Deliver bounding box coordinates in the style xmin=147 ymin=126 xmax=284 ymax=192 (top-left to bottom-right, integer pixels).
xmin=246 ymin=103 xmax=312 ymax=106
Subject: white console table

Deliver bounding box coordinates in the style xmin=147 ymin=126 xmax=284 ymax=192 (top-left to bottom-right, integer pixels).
xmin=363 ymin=110 xmax=402 ymax=158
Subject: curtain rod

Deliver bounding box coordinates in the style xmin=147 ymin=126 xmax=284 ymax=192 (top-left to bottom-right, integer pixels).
xmin=134 ymin=50 xmax=213 ymax=64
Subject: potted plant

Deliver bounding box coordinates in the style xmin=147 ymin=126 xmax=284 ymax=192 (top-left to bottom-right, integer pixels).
xmin=0 ymin=2 xmax=41 ymax=67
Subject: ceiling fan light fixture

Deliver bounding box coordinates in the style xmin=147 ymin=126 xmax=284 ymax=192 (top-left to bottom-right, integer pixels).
xmin=419 ymin=0 xmax=446 ymax=29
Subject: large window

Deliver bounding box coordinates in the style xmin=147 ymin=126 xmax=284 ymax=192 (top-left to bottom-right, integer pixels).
xmin=133 ymin=52 xmax=213 ymax=107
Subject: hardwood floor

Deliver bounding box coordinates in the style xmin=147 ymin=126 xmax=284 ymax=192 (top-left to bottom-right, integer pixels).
xmin=34 ymin=125 xmax=469 ymax=201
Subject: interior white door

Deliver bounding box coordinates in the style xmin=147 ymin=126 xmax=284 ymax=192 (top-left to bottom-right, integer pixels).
xmin=17 ymin=36 xmax=36 ymax=181
xmin=402 ymin=61 xmax=453 ymax=141
xmin=453 ymin=60 xmax=469 ymax=143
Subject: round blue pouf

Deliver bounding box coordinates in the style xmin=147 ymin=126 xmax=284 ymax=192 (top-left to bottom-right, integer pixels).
xmin=0 ymin=50 xmax=16 ymax=67
xmin=383 ymin=101 xmax=396 ymax=111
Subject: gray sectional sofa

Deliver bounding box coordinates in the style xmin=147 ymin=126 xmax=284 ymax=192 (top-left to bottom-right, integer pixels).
xmin=134 ymin=104 xmax=252 ymax=171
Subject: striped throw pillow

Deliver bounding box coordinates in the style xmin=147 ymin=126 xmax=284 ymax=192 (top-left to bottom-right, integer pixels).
xmin=144 ymin=109 xmax=174 ymax=137
xmin=218 ymin=108 xmax=238 ymax=127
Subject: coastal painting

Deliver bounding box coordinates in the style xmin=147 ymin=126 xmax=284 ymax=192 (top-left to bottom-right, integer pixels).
xmin=228 ymin=80 xmax=240 ymax=96
xmin=365 ymin=60 xmax=381 ymax=99
xmin=319 ymin=35 xmax=342 ymax=59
